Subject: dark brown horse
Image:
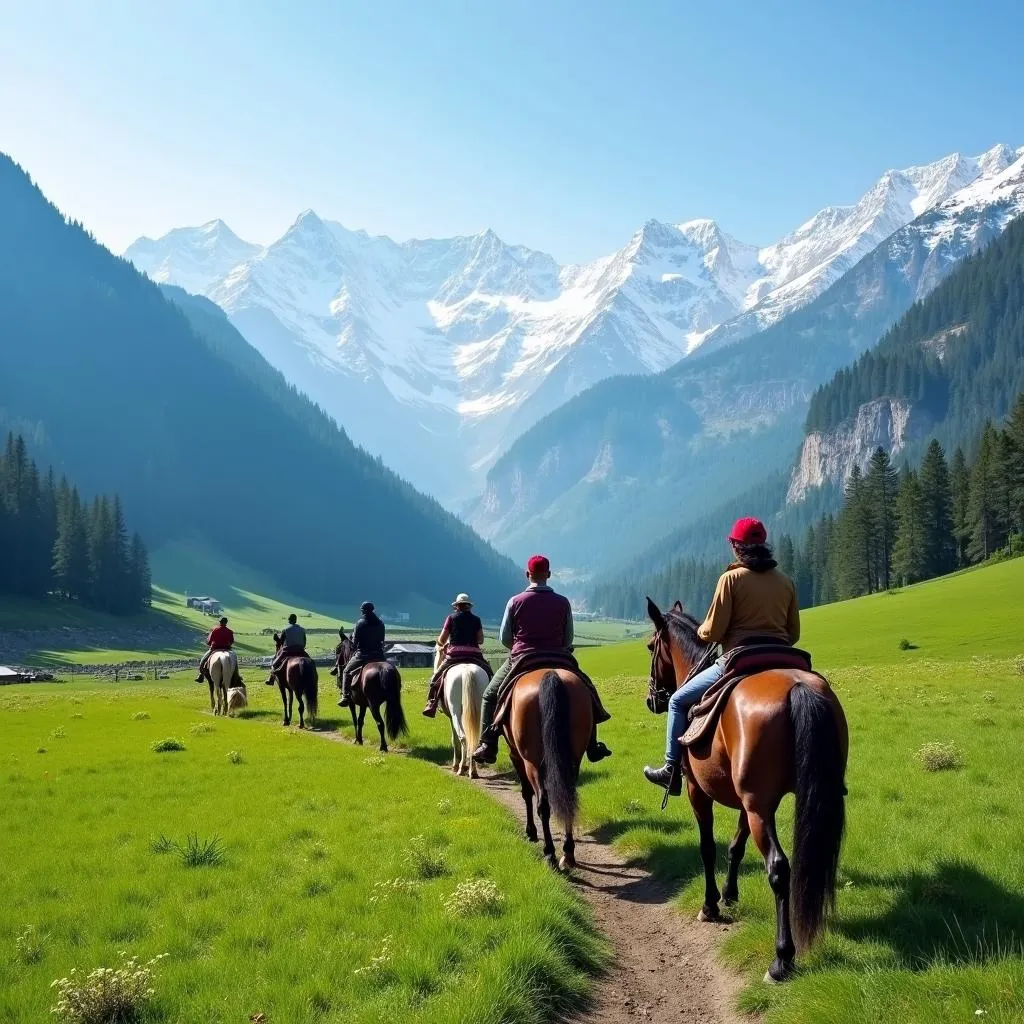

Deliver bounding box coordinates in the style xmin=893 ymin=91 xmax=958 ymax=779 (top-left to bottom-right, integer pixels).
xmin=646 ymin=598 xmax=848 ymax=982
xmin=505 ymin=669 xmax=593 ymax=871
xmin=272 ymin=632 xmax=318 ymax=729
xmin=332 ymin=648 xmax=408 ymax=752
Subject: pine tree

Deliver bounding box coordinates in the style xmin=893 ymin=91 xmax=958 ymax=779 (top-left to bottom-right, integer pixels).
xmin=837 ymin=466 xmax=873 ymax=598
xmin=968 ymin=424 xmax=1002 ymax=562
xmin=918 ymin=440 xmax=956 ymax=577
xmin=128 ymin=533 xmax=152 ymax=610
xmin=865 ymin=447 xmax=898 ymax=590
xmin=951 ymin=447 xmax=971 ymax=566
xmin=892 ymin=468 xmax=928 ymax=586
xmin=777 ymin=534 xmax=795 ymax=579
xmin=1007 ymin=392 xmax=1024 ymax=534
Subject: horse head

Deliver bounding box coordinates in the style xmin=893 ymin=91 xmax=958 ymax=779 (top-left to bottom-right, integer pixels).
xmin=273 ymin=631 xmax=283 ymax=651
xmin=645 ymin=597 xmax=705 ymax=714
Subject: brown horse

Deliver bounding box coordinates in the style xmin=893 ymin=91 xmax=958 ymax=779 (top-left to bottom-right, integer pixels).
xmin=645 ymin=598 xmax=848 ymax=982
xmin=505 ymin=669 xmax=593 ymax=871
xmin=272 ymin=633 xmax=318 ymax=729
xmin=335 ymin=653 xmax=408 ymax=752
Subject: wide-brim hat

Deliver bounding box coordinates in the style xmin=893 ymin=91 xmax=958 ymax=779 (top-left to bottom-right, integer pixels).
xmin=452 ymin=593 xmax=473 ymax=608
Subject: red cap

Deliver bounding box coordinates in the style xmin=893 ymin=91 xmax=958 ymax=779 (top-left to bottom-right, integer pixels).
xmin=526 ymin=554 xmax=551 ymax=576
xmin=729 ymin=517 xmax=767 ymax=545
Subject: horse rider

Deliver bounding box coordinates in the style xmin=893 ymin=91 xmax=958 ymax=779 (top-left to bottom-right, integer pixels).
xmin=422 ymin=593 xmax=491 ymax=717
xmin=643 ymin=517 xmax=801 ymax=795
xmin=338 ymin=601 xmax=386 ymax=707
xmin=265 ymin=612 xmax=308 ymax=685
xmin=329 ymin=626 xmax=350 ymax=676
xmin=471 ymin=555 xmax=612 ymax=765
xmin=195 ymin=616 xmax=234 ymax=685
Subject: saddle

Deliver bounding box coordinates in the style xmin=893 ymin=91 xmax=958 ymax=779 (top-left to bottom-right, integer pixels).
xmin=680 ymin=643 xmax=816 ymax=747
xmin=430 ymin=647 xmax=493 ymax=685
xmin=494 ymin=650 xmax=610 ymax=728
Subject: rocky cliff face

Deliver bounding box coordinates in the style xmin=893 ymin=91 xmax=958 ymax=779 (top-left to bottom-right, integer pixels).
xmin=787 ymin=398 xmax=926 ymax=503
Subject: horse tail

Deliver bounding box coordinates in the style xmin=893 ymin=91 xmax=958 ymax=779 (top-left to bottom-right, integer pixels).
xmin=462 ymin=668 xmax=483 ymax=754
xmin=383 ymin=664 xmax=408 ymax=740
xmin=789 ymin=681 xmax=846 ymax=948
xmin=539 ymin=671 xmax=577 ymax=826
xmin=304 ymin=660 xmax=318 ymax=722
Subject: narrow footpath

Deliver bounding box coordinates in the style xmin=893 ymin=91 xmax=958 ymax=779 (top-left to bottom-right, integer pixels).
xmin=316 ymin=726 xmax=745 ymax=1024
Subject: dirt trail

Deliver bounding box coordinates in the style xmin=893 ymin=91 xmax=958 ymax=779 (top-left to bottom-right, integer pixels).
xmin=314 ymin=726 xmax=745 ymax=1024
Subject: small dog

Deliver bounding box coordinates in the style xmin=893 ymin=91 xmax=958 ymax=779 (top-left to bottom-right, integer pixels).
xmin=226 ymin=683 xmax=248 ymax=716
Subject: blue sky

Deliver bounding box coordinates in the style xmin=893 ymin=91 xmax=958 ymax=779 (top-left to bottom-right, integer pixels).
xmin=2 ymin=0 xmax=1021 ymax=261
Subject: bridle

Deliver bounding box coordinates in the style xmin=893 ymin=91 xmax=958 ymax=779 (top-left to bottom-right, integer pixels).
xmin=645 ymin=619 xmax=718 ymax=716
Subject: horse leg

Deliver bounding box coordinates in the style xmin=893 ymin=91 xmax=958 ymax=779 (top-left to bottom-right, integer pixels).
xmin=561 ymin=820 xmax=576 ymax=872
xmin=296 ymin=691 xmax=305 ymax=729
xmin=723 ymin=810 xmax=750 ymax=906
xmin=348 ymin=702 xmax=358 ymax=737
xmin=208 ymin=679 xmax=216 ymax=714
xmin=748 ymin=807 xmax=796 ymax=983
xmin=449 ymin=718 xmax=462 ymax=773
xmin=508 ymin=747 xmax=537 ymax=842
xmin=537 ymin=789 xmax=557 ymax=866
xmin=356 ymin=704 xmax=367 ymax=746
xmin=370 ymin=701 xmax=387 ymax=753
xmin=688 ymin=781 xmax=722 ymax=922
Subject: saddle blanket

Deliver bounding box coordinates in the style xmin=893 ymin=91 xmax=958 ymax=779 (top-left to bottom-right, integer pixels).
xmin=494 ymin=650 xmax=611 ymax=728
xmin=680 ymin=644 xmax=817 ymax=747
xmin=430 ymin=648 xmax=494 ymax=685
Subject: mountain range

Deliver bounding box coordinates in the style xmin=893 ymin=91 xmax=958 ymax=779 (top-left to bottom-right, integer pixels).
xmin=126 ymin=145 xmax=1023 ymax=523
xmin=0 ymin=154 xmax=520 ymax=616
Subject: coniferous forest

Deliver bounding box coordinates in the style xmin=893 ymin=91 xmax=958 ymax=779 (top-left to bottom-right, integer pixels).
xmin=0 ymin=433 xmax=151 ymax=614
xmin=587 ymin=392 xmax=1024 ymax=619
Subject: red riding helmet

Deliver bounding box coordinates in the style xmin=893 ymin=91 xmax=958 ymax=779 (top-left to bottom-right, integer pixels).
xmin=729 ymin=517 xmax=767 ymax=545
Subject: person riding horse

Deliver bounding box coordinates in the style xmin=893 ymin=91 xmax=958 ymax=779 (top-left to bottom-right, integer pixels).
xmin=195 ymin=616 xmax=234 ymax=685
xmin=422 ymin=593 xmax=492 ymax=717
xmin=265 ymin=613 xmax=309 ymax=686
xmin=338 ymin=602 xmax=386 ymax=708
xmin=471 ymin=555 xmax=612 ymax=765
xmin=643 ymin=517 xmax=801 ymax=796
xmin=329 ymin=626 xmax=350 ymax=676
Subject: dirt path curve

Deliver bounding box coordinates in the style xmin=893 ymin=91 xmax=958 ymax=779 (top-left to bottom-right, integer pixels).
xmin=313 ymin=727 xmax=745 ymax=1024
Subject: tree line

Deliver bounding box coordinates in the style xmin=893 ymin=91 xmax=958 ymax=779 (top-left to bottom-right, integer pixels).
xmin=0 ymin=433 xmax=151 ymax=614
xmin=586 ymin=392 xmax=1024 ymax=619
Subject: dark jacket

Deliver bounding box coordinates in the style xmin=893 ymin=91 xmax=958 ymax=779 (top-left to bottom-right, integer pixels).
xmin=353 ymin=612 xmax=386 ymax=659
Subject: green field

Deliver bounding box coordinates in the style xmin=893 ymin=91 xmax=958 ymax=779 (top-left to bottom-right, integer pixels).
xmin=4 ymin=558 xmax=1024 ymax=1023
xmin=0 ymin=680 xmax=603 ymax=1024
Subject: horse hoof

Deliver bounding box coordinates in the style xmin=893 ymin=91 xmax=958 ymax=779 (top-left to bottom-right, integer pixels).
xmin=697 ymin=907 xmax=720 ymax=923
xmin=470 ymin=769 xmax=479 ymax=780
xmin=526 ymin=828 xmax=538 ymax=843
xmin=764 ymin=960 xmax=795 ymax=984
xmin=558 ymin=855 xmax=576 ymax=873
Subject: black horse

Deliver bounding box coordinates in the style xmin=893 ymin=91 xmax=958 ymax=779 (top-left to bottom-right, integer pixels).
xmin=332 ymin=642 xmax=407 ymax=751
xmin=272 ymin=632 xmax=318 ymax=728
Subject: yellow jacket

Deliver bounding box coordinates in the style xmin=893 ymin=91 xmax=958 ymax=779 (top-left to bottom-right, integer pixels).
xmin=697 ymin=563 xmax=800 ymax=653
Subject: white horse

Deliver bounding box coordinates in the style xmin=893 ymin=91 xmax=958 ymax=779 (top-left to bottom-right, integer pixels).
xmin=433 ymin=645 xmax=488 ymax=778
xmin=208 ymin=650 xmax=240 ymax=716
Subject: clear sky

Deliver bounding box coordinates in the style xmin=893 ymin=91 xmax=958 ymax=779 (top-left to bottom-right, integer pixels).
xmin=2 ymin=0 xmax=1021 ymax=262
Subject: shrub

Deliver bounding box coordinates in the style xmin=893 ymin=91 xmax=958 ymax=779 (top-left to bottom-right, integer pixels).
xmin=436 ymin=798 xmax=453 ymax=815
xmin=443 ymin=878 xmax=505 ymax=917
xmin=917 ymin=741 xmax=964 ymax=772
xmin=50 ymin=727 xmax=66 ymax=740
xmin=131 ymin=712 xmax=150 ymax=721
xmin=404 ymin=835 xmax=448 ymax=879
xmin=50 ymin=952 xmax=168 ymax=1024
xmin=150 ymin=835 xmax=175 ymax=855
xmin=151 ymin=738 xmax=185 ymax=753
xmin=16 ymin=924 xmax=45 ymax=964
xmin=189 ymin=723 xmax=215 ymax=736
xmin=898 ymin=638 xmax=913 ymax=651
xmin=226 ymin=750 xmax=243 ymax=764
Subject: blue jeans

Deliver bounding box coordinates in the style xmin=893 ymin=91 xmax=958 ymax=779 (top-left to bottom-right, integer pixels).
xmin=665 ymin=658 xmax=725 ymax=760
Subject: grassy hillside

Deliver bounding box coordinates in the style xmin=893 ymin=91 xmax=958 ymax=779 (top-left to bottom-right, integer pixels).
xmin=573 ymin=556 xmax=1024 ymax=1023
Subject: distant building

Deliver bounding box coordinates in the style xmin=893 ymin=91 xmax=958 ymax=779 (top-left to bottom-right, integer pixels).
xmin=186 ymin=596 xmax=222 ymax=615
xmin=381 ymin=611 xmax=411 ymax=624
xmin=385 ymin=642 xmax=435 ymax=668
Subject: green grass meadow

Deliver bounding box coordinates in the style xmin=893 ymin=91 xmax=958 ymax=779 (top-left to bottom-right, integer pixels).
xmin=3 ymin=557 xmax=1024 ymax=1023
xmin=0 ymin=680 xmax=604 ymax=1024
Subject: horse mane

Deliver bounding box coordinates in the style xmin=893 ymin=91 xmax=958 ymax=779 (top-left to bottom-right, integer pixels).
xmin=664 ymin=607 xmax=709 ymax=662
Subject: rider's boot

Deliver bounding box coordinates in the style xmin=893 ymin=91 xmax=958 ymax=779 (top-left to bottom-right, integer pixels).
xmin=471 ymin=692 xmax=500 ymax=763
xmin=643 ymin=750 xmax=683 ymax=796
xmin=422 ymin=680 xmax=441 ymax=718
xmin=586 ymin=722 xmax=612 ymax=762
xmin=337 ymin=676 xmax=353 ymax=708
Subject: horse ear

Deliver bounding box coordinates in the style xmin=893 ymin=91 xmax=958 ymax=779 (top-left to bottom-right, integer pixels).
xmin=646 ymin=596 xmax=666 ymax=631
xmin=671 ymin=600 xmax=684 ymax=613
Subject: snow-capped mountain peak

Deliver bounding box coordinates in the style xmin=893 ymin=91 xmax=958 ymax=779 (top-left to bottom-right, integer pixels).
xmin=125 ymin=142 xmax=1019 ymax=505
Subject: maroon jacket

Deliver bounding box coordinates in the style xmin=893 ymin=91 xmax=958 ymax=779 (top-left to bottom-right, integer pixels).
xmin=500 ymin=585 xmax=574 ymax=658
